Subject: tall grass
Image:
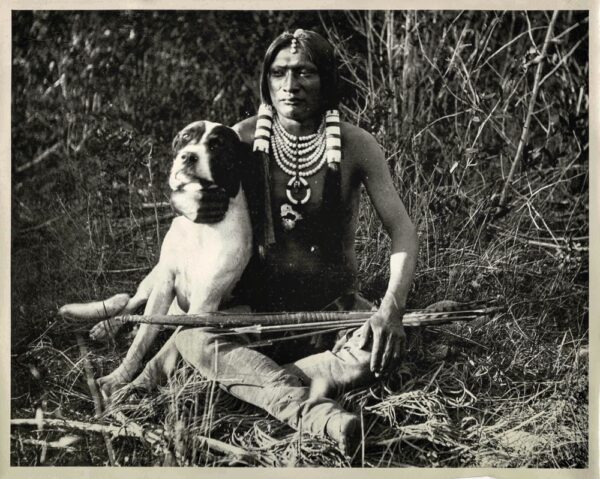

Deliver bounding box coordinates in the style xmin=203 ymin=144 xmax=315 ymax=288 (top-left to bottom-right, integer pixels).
xmin=11 ymin=10 xmax=588 ymax=467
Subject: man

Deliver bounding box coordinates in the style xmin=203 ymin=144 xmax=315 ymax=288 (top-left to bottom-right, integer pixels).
xmin=161 ymin=29 xmax=418 ymax=452
xmin=99 ymin=29 xmax=417 ymax=453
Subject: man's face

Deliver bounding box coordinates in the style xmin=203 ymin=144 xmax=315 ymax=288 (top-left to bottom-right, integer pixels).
xmin=268 ymin=46 xmax=322 ymax=123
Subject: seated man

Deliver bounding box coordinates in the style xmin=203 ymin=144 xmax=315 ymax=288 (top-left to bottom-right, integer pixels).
xmin=108 ymin=29 xmax=418 ymax=454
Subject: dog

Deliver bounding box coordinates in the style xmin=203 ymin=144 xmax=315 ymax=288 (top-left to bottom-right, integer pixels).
xmin=96 ymin=121 xmax=253 ymax=398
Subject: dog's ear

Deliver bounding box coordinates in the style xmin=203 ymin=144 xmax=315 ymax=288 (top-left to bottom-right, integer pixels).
xmin=172 ymin=130 xmax=185 ymax=154
xmin=209 ymin=127 xmax=249 ymax=198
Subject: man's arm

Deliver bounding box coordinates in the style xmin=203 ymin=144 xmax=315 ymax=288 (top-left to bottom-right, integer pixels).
xmin=353 ymin=128 xmax=419 ymax=375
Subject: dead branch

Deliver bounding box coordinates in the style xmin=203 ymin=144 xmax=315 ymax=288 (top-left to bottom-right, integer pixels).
xmin=539 ymin=34 xmax=588 ymax=87
xmin=15 ymin=142 xmax=62 ymax=174
xmin=76 ymin=334 xmax=116 ymax=465
xmin=142 ymin=202 xmax=171 ymax=209
xmin=12 ymin=435 xmax=81 ymax=452
xmin=196 ymin=436 xmax=255 ymax=461
xmin=17 ymin=216 xmax=62 ymax=235
xmin=499 ymin=11 xmax=559 ymax=207
xmin=108 ymin=410 xmax=163 ymax=445
xmin=109 ymin=410 xmax=255 ymax=462
xmin=11 ymin=418 xmax=141 ymax=438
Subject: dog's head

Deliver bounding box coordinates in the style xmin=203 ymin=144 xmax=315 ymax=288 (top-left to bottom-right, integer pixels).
xmin=169 ymin=121 xmax=245 ymax=197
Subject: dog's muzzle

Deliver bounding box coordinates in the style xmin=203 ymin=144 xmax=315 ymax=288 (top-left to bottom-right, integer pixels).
xmin=170 ymin=139 xmax=214 ymax=191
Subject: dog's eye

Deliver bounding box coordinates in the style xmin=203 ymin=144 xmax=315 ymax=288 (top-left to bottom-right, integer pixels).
xmin=181 ymin=133 xmax=191 ymax=141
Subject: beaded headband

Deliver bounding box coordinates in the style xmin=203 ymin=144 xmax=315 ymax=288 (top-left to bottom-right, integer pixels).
xmin=253 ymin=104 xmax=341 ymax=166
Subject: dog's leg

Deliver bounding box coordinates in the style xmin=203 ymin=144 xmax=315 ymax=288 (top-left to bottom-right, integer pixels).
xmin=89 ymin=266 xmax=158 ymax=341
xmin=97 ymin=266 xmax=175 ymax=399
xmin=129 ymin=302 xmax=246 ymax=392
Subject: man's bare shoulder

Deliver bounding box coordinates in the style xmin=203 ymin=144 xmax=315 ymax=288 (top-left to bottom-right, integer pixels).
xmin=340 ymin=122 xmax=383 ymax=162
xmin=232 ymin=116 xmax=257 ymax=145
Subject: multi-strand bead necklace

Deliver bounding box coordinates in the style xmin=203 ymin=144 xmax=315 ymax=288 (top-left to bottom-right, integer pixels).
xmin=253 ymin=104 xmax=342 ymax=231
xmin=271 ymin=116 xmax=327 ymax=208
xmin=272 ymin=116 xmax=327 ymax=181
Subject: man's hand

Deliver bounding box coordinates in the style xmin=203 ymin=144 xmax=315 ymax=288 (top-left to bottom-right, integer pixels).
xmin=357 ymin=294 xmax=406 ymax=377
xmin=171 ymin=187 xmax=229 ymax=223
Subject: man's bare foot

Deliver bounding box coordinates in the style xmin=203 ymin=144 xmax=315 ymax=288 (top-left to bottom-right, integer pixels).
xmin=90 ymin=318 xmax=125 ymax=341
xmin=130 ymin=337 xmax=180 ymax=392
xmin=326 ymin=411 xmax=361 ymax=458
xmin=97 ymin=362 xmax=139 ymax=400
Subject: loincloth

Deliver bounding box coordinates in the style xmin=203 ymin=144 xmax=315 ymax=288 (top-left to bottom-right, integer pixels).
xmin=244 ymin=291 xmax=374 ymax=365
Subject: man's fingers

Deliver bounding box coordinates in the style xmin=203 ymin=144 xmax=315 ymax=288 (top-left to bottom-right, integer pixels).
xmin=386 ymin=338 xmax=404 ymax=372
xmin=370 ymin=329 xmax=384 ymax=374
xmin=172 ymin=187 xmax=229 ymax=223
xmin=125 ymin=294 xmax=149 ymax=314
xmin=332 ymin=330 xmax=351 ymax=353
xmin=357 ymin=323 xmax=371 ymax=350
xmin=197 ymin=189 xmax=228 ymax=203
xmin=332 ymin=336 xmax=345 ymax=353
xmin=195 ymin=209 xmax=229 ymax=223
xmin=196 ymin=215 xmax=223 ymax=224
xmin=396 ymin=332 xmax=407 ymax=361
xmin=401 ymin=335 xmax=407 ymax=357
xmin=196 ymin=197 xmax=228 ymax=206
xmin=380 ymin=335 xmax=396 ymax=372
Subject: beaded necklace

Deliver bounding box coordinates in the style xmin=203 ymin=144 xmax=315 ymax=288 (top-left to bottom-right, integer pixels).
xmin=272 ymin=116 xmax=327 ymax=206
xmin=253 ymin=104 xmax=341 ymax=231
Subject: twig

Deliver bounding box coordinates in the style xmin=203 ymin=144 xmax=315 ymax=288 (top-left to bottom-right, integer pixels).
xmin=76 ymin=334 xmax=116 ymax=466
xmin=11 ymin=418 xmax=140 ymax=437
xmin=501 ymin=409 xmax=547 ymax=436
xmin=11 ymin=436 xmax=79 ymax=452
xmin=499 ymin=11 xmax=559 ymax=207
xmin=127 ymin=212 xmax=175 ymax=227
xmin=423 ymin=361 xmax=445 ymax=393
xmin=15 ymin=142 xmax=62 ymax=174
xmin=109 ymin=410 xmax=255 ymax=462
xmin=82 ymin=266 xmax=152 ymax=274
xmin=478 ymin=26 xmax=545 ymax=71
xmin=524 ymin=239 xmax=587 ymax=252
xmin=17 ymin=216 xmax=62 ymax=235
xmin=108 ymin=410 xmax=163 ymax=445
xmin=12 ymin=415 xmax=250 ymax=460
xmin=113 ymin=212 xmax=175 ymax=241
xmin=539 ymin=34 xmax=588 ymax=87
xmin=489 ymin=225 xmax=588 ymax=252
xmin=414 ymin=110 xmax=469 ymax=139
xmin=75 ymin=335 xmax=104 ymax=417
xmin=142 ymin=202 xmax=171 ymax=209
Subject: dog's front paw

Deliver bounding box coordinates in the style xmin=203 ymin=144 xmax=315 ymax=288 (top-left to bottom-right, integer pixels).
xmin=90 ymin=318 xmax=125 ymax=341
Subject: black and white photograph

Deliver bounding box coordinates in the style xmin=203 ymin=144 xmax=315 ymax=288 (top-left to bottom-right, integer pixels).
xmin=7 ymin=7 xmax=591 ymax=472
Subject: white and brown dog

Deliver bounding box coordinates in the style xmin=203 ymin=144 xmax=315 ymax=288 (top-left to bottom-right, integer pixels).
xmin=96 ymin=121 xmax=253 ymax=397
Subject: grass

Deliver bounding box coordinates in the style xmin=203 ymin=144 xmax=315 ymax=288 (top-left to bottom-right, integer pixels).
xmin=11 ymin=10 xmax=588 ymax=468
